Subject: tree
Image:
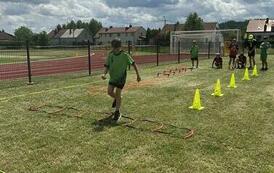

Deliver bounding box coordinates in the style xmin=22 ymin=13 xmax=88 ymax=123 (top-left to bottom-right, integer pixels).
xmin=1 ymin=29 xmax=4 ymax=32
xmin=76 ymin=20 xmax=83 ymax=29
xmin=62 ymin=24 xmax=67 ymax=29
xmin=184 ymin=12 xmax=204 ymax=31
xmin=38 ymin=31 xmax=49 ymax=46
xmin=88 ymin=18 xmax=102 ymax=37
xmin=67 ymin=20 xmax=77 ymax=29
xmin=219 ymin=20 xmax=248 ymax=39
xmin=145 ymin=28 xmax=161 ymax=44
xmin=32 ymin=31 xmax=49 ymax=46
xmin=57 ymin=24 xmax=62 ymax=31
xmin=14 ymin=26 xmax=33 ymax=42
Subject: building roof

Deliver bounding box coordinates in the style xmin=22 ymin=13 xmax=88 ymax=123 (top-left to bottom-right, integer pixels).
xmin=0 ymin=31 xmax=15 ymax=41
xmin=61 ymin=29 xmax=84 ymax=38
xmin=97 ymin=26 xmax=143 ymax=34
xmin=246 ymin=19 xmax=274 ymax=32
xmin=48 ymin=29 xmax=85 ymax=39
xmin=161 ymin=22 xmax=218 ymax=33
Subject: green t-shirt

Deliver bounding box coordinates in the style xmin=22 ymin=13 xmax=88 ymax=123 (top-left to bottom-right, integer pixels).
xmin=260 ymin=41 xmax=270 ymax=58
xmin=105 ymin=51 xmax=134 ymax=84
xmin=190 ymin=45 xmax=199 ymax=58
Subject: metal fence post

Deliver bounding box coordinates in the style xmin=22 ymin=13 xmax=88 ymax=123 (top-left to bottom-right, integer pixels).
xmin=128 ymin=41 xmax=131 ymax=70
xmin=208 ymin=41 xmax=211 ymax=59
xmin=127 ymin=41 xmax=131 ymax=54
xmin=88 ymin=40 xmax=91 ymax=76
xmin=177 ymin=40 xmax=181 ymax=64
xmin=26 ymin=40 xmax=33 ymax=85
xmin=156 ymin=41 xmax=159 ymax=66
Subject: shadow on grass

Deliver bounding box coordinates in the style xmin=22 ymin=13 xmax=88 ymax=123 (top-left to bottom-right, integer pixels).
xmin=92 ymin=114 xmax=120 ymax=132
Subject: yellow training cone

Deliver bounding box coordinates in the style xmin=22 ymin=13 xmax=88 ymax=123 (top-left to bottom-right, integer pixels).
xmin=252 ymin=65 xmax=259 ymax=77
xmin=189 ymin=89 xmax=204 ymax=110
xmin=211 ymin=79 xmax=224 ymax=97
xmin=228 ymin=73 xmax=237 ymax=88
xmin=242 ymin=68 xmax=250 ymax=81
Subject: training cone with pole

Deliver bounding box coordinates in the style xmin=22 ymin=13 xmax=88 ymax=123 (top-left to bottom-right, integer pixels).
xmin=228 ymin=73 xmax=237 ymax=88
xmin=242 ymin=68 xmax=251 ymax=81
xmin=252 ymin=65 xmax=259 ymax=77
xmin=189 ymin=89 xmax=204 ymax=111
xmin=211 ymin=79 xmax=224 ymax=97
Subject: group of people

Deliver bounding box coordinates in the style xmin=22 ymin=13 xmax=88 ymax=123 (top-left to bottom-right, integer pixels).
xmin=190 ymin=35 xmax=271 ymax=71
xmin=100 ymin=36 xmax=271 ymax=122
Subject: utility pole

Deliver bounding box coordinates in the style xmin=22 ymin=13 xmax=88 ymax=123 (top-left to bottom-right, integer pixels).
xmin=163 ymin=16 xmax=167 ymax=26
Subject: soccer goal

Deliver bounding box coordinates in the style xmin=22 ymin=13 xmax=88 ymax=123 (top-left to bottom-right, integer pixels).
xmin=170 ymin=29 xmax=241 ymax=57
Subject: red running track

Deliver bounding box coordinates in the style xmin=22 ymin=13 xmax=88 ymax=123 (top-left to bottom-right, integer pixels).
xmin=0 ymin=52 xmax=188 ymax=80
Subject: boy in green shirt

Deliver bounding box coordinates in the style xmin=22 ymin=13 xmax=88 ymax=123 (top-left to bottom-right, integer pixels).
xmin=260 ymin=36 xmax=271 ymax=71
xmin=190 ymin=40 xmax=199 ymax=68
xmin=102 ymin=39 xmax=141 ymax=121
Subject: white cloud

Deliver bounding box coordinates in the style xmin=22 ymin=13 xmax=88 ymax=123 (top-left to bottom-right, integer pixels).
xmin=0 ymin=0 xmax=273 ymax=34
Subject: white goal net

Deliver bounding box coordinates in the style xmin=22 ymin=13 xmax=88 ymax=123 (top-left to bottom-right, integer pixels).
xmin=170 ymin=29 xmax=241 ymax=57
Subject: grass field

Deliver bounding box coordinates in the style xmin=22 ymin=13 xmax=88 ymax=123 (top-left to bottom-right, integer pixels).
xmin=0 ymin=56 xmax=274 ymax=173
xmin=0 ymin=48 xmax=88 ymax=64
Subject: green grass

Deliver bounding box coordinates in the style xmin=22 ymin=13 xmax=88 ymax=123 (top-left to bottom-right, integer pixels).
xmin=0 ymin=56 xmax=274 ymax=173
xmin=0 ymin=48 xmax=88 ymax=64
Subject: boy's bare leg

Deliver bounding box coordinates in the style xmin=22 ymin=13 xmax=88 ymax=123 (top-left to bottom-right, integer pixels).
xmin=191 ymin=60 xmax=194 ymax=68
xmin=107 ymin=85 xmax=116 ymax=98
xmin=252 ymin=56 xmax=256 ymax=67
xmin=115 ymin=88 xmax=122 ymax=111
xmin=228 ymin=58 xmax=232 ymax=69
xmin=249 ymin=56 xmax=252 ymax=68
xmin=196 ymin=59 xmax=199 ymax=68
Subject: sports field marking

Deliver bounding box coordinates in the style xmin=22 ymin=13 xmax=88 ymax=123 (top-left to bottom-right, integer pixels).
xmin=0 ymin=80 xmax=101 ymax=103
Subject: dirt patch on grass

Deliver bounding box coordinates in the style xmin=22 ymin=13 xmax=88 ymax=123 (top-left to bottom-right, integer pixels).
xmin=88 ymin=78 xmax=165 ymax=96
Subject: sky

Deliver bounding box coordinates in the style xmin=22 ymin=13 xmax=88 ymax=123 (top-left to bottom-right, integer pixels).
xmin=0 ymin=0 xmax=273 ymax=34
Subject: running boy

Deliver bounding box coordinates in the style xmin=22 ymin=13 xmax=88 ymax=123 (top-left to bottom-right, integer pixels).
xmin=228 ymin=38 xmax=239 ymax=69
xmin=102 ymin=38 xmax=141 ymax=121
xmin=212 ymin=53 xmax=223 ymax=69
xmin=190 ymin=40 xmax=199 ymax=68
xmin=260 ymin=36 xmax=271 ymax=71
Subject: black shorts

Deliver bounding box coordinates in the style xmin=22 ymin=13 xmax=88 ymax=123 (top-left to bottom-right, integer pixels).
xmin=248 ymin=51 xmax=255 ymax=57
xmin=229 ymin=55 xmax=236 ymax=59
xmin=109 ymin=81 xmax=125 ymax=89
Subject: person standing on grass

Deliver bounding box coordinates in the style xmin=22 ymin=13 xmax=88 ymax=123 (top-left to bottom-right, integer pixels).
xmin=260 ymin=36 xmax=271 ymax=71
xmin=247 ymin=34 xmax=257 ymax=69
xmin=101 ymin=38 xmax=141 ymax=121
xmin=228 ymin=38 xmax=239 ymax=70
xmin=190 ymin=40 xmax=199 ymax=68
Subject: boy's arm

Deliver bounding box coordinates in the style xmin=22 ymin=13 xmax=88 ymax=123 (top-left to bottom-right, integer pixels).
xmin=132 ymin=63 xmax=141 ymax=82
xmin=101 ymin=66 xmax=108 ymax=80
xmin=212 ymin=59 xmax=215 ymax=68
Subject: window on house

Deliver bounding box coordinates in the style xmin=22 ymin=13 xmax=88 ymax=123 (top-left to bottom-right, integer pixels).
xmin=271 ymin=26 xmax=274 ymax=32
xmin=117 ymin=33 xmax=120 ymax=37
xmin=109 ymin=33 xmax=112 ymax=37
xmin=131 ymin=33 xmax=134 ymax=36
xmin=125 ymin=33 xmax=128 ymax=37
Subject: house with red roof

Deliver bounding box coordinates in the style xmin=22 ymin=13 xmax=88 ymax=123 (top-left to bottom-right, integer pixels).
xmin=0 ymin=31 xmax=15 ymax=42
xmin=246 ymin=18 xmax=274 ymax=41
xmin=48 ymin=28 xmax=92 ymax=45
xmin=95 ymin=25 xmax=146 ymax=45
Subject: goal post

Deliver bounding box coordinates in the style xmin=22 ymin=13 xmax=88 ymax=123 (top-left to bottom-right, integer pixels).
xmin=170 ymin=29 xmax=241 ymax=57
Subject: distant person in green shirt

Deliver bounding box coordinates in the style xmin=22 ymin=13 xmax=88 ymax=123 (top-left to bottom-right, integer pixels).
xmin=102 ymin=38 xmax=141 ymax=121
xmin=260 ymin=36 xmax=271 ymax=71
xmin=190 ymin=40 xmax=199 ymax=68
